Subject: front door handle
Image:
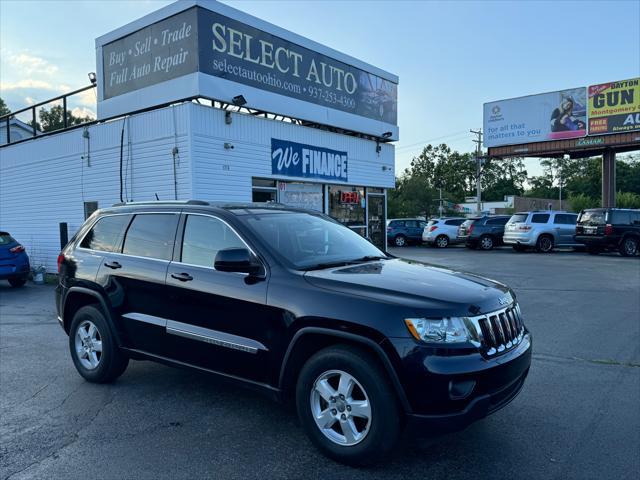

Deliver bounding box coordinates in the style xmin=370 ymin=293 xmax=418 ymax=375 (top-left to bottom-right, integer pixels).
xmin=104 ymin=261 xmax=122 ymax=269
xmin=171 ymin=272 xmax=193 ymax=282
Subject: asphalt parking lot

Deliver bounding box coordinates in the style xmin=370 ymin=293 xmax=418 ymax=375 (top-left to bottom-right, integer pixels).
xmin=1 ymin=247 xmax=638 ymax=480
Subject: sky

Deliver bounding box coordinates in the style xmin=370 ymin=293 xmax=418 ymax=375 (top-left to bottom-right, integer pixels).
xmin=1 ymin=0 xmax=639 ymax=177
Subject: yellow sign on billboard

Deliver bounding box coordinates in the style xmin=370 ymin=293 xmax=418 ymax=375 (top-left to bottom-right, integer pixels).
xmin=588 ymin=78 xmax=640 ymax=135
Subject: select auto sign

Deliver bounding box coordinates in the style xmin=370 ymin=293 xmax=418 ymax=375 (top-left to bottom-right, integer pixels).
xmin=271 ymin=139 xmax=348 ymax=181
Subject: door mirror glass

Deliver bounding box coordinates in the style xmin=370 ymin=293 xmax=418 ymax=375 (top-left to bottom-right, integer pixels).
xmin=214 ymin=248 xmax=261 ymax=275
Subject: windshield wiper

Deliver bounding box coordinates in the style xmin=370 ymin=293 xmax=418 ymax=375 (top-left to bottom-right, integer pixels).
xmin=301 ymin=256 xmax=389 ymax=271
xmin=350 ymin=255 xmax=389 ymax=263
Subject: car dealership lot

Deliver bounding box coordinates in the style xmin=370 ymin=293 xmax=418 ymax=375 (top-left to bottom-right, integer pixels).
xmin=1 ymin=248 xmax=638 ymax=480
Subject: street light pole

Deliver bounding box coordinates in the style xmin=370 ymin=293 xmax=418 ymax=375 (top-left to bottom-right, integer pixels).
xmin=471 ymin=129 xmax=483 ymax=215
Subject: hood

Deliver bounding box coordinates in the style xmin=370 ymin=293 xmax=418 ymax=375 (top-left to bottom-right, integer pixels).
xmin=303 ymin=258 xmax=513 ymax=316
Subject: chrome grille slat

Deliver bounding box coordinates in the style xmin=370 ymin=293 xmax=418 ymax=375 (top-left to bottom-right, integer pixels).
xmin=464 ymin=304 xmax=524 ymax=357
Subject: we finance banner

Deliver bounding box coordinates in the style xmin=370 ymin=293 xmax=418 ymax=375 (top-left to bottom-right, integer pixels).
xmin=588 ymin=78 xmax=640 ymax=135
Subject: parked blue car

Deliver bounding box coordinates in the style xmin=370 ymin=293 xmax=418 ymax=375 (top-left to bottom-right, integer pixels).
xmin=386 ymin=218 xmax=427 ymax=247
xmin=0 ymin=231 xmax=30 ymax=287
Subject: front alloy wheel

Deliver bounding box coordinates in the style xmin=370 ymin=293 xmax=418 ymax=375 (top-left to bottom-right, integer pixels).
xmin=310 ymin=370 xmax=372 ymax=446
xmin=435 ymin=235 xmax=449 ymax=248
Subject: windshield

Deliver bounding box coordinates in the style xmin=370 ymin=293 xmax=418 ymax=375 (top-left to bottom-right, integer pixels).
xmin=509 ymin=214 xmax=528 ymax=223
xmin=578 ymin=210 xmax=606 ymax=226
xmin=244 ymin=212 xmax=387 ymax=270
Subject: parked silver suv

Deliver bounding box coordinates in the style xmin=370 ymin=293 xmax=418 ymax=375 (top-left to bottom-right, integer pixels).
xmin=504 ymin=211 xmax=582 ymax=253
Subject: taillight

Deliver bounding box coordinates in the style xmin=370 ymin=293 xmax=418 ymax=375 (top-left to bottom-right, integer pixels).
xmin=604 ymin=224 xmax=613 ymax=236
xmin=57 ymin=253 xmax=65 ymax=273
xmin=9 ymin=245 xmax=25 ymax=254
xmin=429 ymin=226 xmax=438 ymax=232
xmin=468 ymin=224 xmax=474 ymax=234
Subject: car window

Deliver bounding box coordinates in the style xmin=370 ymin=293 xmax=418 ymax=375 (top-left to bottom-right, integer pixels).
xmin=531 ymin=214 xmax=550 ymax=224
xmin=390 ymin=221 xmax=403 ymax=228
xmin=578 ymin=210 xmax=605 ymax=225
xmin=419 ymin=221 xmax=427 ymax=229
xmin=181 ymin=215 xmax=246 ymax=268
xmin=610 ymin=211 xmax=631 ymax=225
xmin=486 ymin=217 xmax=508 ymax=225
xmin=509 ymin=214 xmax=528 ymax=223
xmin=445 ymin=219 xmax=465 ymax=226
xmin=80 ymin=215 xmax=131 ymax=252
xmin=405 ymin=220 xmax=418 ymax=228
xmin=555 ymin=214 xmax=577 ymax=225
xmin=122 ymin=214 xmax=179 ymax=260
xmin=632 ymin=212 xmax=640 ymax=225
xmin=0 ymin=232 xmax=16 ymax=246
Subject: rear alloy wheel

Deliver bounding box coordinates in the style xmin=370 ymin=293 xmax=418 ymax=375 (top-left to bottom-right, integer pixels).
xmin=620 ymin=237 xmax=639 ymax=257
xmin=394 ymin=235 xmax=406 ymax=247
xmin=435 ymin=235 xmax=449 ymax=248
xmin=479 ymin=235 xmax=494 ymax=250
xmin=8 ymin=277 xmax=27 ymax=287
xmin=536 ymin=235 xmax=554 ymax=253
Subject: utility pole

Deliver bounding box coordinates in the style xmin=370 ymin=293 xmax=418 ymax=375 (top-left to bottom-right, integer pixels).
xmin=470 ymin=129 xmax=483 ymax=215
xmin=438 ymin=187 xmax=444 ymax=216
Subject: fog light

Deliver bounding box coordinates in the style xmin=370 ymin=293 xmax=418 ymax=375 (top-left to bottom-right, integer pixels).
xmin=449 ymin=379 xmax=476 ymax=400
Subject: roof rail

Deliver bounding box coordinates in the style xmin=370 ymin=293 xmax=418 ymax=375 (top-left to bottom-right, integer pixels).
xmin=111 ymin=200 xmax=209 ymax=207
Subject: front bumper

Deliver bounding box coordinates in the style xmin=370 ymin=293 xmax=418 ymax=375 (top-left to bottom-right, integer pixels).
xmin=389 ymin=332 xmax=532 ymax=430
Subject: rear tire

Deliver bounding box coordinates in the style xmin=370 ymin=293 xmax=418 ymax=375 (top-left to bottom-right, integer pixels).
xmin=8 ymin=277 xmax=27 ymax=287
xmin=536 ymin=235 xmax=554 ymax=253
xmin=435 ymin=235 xmax=449 ymax=248
xmin=620 ymin=237 xmax=639 ymax=257
xmin=69 ymin=305 xmax=129 ymax=383
xmin=295 ymin=345 xmax=402 ymax=466
xmin=479 ymin=235 xmax=494 ymax=251
xmin=393 ymin=235 xmax=406 ymax=247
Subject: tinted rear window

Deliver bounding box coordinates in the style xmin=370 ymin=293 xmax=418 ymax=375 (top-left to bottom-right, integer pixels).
xmin=610 ymin=211 xmax=631 ymax=224
xmin=555 ymin=214 xmax=577 ymax=225
xmin=80 ymin=215 xmax=131 ymax=252
xmin=0 ymin=233 xmax=16 ymax=245
xmin=578 ymin=210 xmax=605 ymax=225
xmin=531 ymin=214 xmax=550 ymax=224
xmin=122 ymin=214 xmax=179 ymax=260
xmin=389 ymin=221 xmax=403 ymax=227
xmin=445 ymin=219 xmax=465 ymax=226
xmin=486 ymin=217 xmax=509 ymax=225
xmin=509 ymin=214 xmax=528 ymax=223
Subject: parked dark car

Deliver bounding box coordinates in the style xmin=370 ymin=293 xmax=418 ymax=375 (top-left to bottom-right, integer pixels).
xmin=386 ymin=218 xmax=427 ymax=247
xmin=575 ymin=208 xmax=640 ymax=257
xmin=457 ymin=216 xmax=511 ymax=250
xmin=56 ymin=201 xmax=531 ymax=465
xmin=0 ymin=231 xmax=30 ymax=287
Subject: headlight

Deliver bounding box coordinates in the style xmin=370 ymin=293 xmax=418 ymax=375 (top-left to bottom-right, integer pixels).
xmin=404 ymin=317 xmax=470 ymax=343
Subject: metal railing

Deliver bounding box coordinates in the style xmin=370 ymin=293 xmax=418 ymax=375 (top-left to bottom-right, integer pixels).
xmin=1 ymin=84 xmax=96 ymax=145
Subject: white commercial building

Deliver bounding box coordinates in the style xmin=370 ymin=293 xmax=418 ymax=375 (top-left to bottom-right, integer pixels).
xmin=0 ymin=0 xmax=397 ymax=271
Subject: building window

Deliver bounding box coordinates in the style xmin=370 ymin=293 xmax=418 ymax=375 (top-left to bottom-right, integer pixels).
xmin=252 ymin=178 xmax=277 ymax=203
xmin=328 ymin=185 xmax=365 ymax=228
xmin=84 ymin=201 xmax=99 ymax=219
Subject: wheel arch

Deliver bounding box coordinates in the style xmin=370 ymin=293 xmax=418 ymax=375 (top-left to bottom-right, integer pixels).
xmin=62 ymin=287 xmax=124 ymax=346
xmin=278 ymin=327 xmax=412 ymax=414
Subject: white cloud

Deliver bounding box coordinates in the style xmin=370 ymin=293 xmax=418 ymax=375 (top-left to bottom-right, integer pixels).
xmin=5 ymin=52 xmax=58 ymax=76
xmin=0 ymin=79 xmax=59 ymax=91
xmin=71 ymin=106 xmax=96 ymax=119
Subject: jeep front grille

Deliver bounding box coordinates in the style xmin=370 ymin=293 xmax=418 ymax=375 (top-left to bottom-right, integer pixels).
xmin=466 ymin=304 xmax=525 ymax=357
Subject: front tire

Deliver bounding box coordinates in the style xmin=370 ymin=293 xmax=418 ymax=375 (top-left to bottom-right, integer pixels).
xmin=295 ymin=345 xmax=402 ymax=466
xmin=620 ymin=237 xmax=639 ymax=257
xmin=69 ymin=305 xmax=129 ymax=383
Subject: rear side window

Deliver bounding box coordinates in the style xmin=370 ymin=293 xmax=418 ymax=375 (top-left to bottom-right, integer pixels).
xmin=405 ymin=220 xmax=418 ymax=228
xmin=181 ymin=215 xmax=246 ymax=268
xmin=531 ymin=214 xmax=550 ymax=224
xmin=509 ymin=214 xmax=528 ymax=223
xmin=445 ymin=219 xmax=465 ymax=226
xmin=122 ymin=214 xmax=179 ymax=260
xmin=610 ymin=211 xmax=631 ymax=225
xmin=555 ymin=214 xmax=577 ymax=225
xmin=0 ymin=233 xmax=16 ymax=245
xmin=80 ymin=215 xmax=131 ymax=252
xmin=390 ymin=221 xmax=403 ymax=227
xmin=486 ymin=217 xmax=509 ymax=225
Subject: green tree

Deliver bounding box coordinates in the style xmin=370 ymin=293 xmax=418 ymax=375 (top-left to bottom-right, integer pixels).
xmin=568 ymin=193 xmax=598 ymax=212
xmin=29 ymin=104 xmax=93 ymax=132
xmin=0 ymin=98 xmax=10 ymax=116
xmin=616 ymin=191 xmax=640 ymax=209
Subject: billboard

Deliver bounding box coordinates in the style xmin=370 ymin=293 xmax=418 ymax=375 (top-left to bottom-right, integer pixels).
xmin=484 ymin=88 xmax=587 ymax=148
xmin=271 ymin=138 xmax=348 ymax=181
xmin=97 ymin=2 xmax=398 ymax=138
xmin=588 ymin=78 xmax=640 ymax=135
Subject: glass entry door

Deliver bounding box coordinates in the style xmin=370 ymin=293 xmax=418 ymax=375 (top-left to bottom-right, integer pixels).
xmin=367 ymin=194 xmax=386 ymax=251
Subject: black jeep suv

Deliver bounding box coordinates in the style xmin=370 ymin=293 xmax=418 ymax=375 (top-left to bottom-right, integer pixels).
xmin=575 ymin=208 xmax=640 ymax=257
xmin=56 ymin=201 xmax=531 ymax=465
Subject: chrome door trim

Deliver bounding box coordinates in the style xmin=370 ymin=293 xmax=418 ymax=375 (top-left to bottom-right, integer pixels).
xmin=122 ymin=313 xmax=267 ymax=354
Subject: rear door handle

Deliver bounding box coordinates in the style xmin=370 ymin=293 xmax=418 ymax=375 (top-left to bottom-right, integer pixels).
xmin=104 ymin=261 xmax=122 ymax=269
xmin=171 ymin=272 xmax=193 ymax=282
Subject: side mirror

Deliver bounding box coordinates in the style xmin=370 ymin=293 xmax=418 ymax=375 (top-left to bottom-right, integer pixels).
xmin=214 ymin=248 xmax=262 ymax=275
